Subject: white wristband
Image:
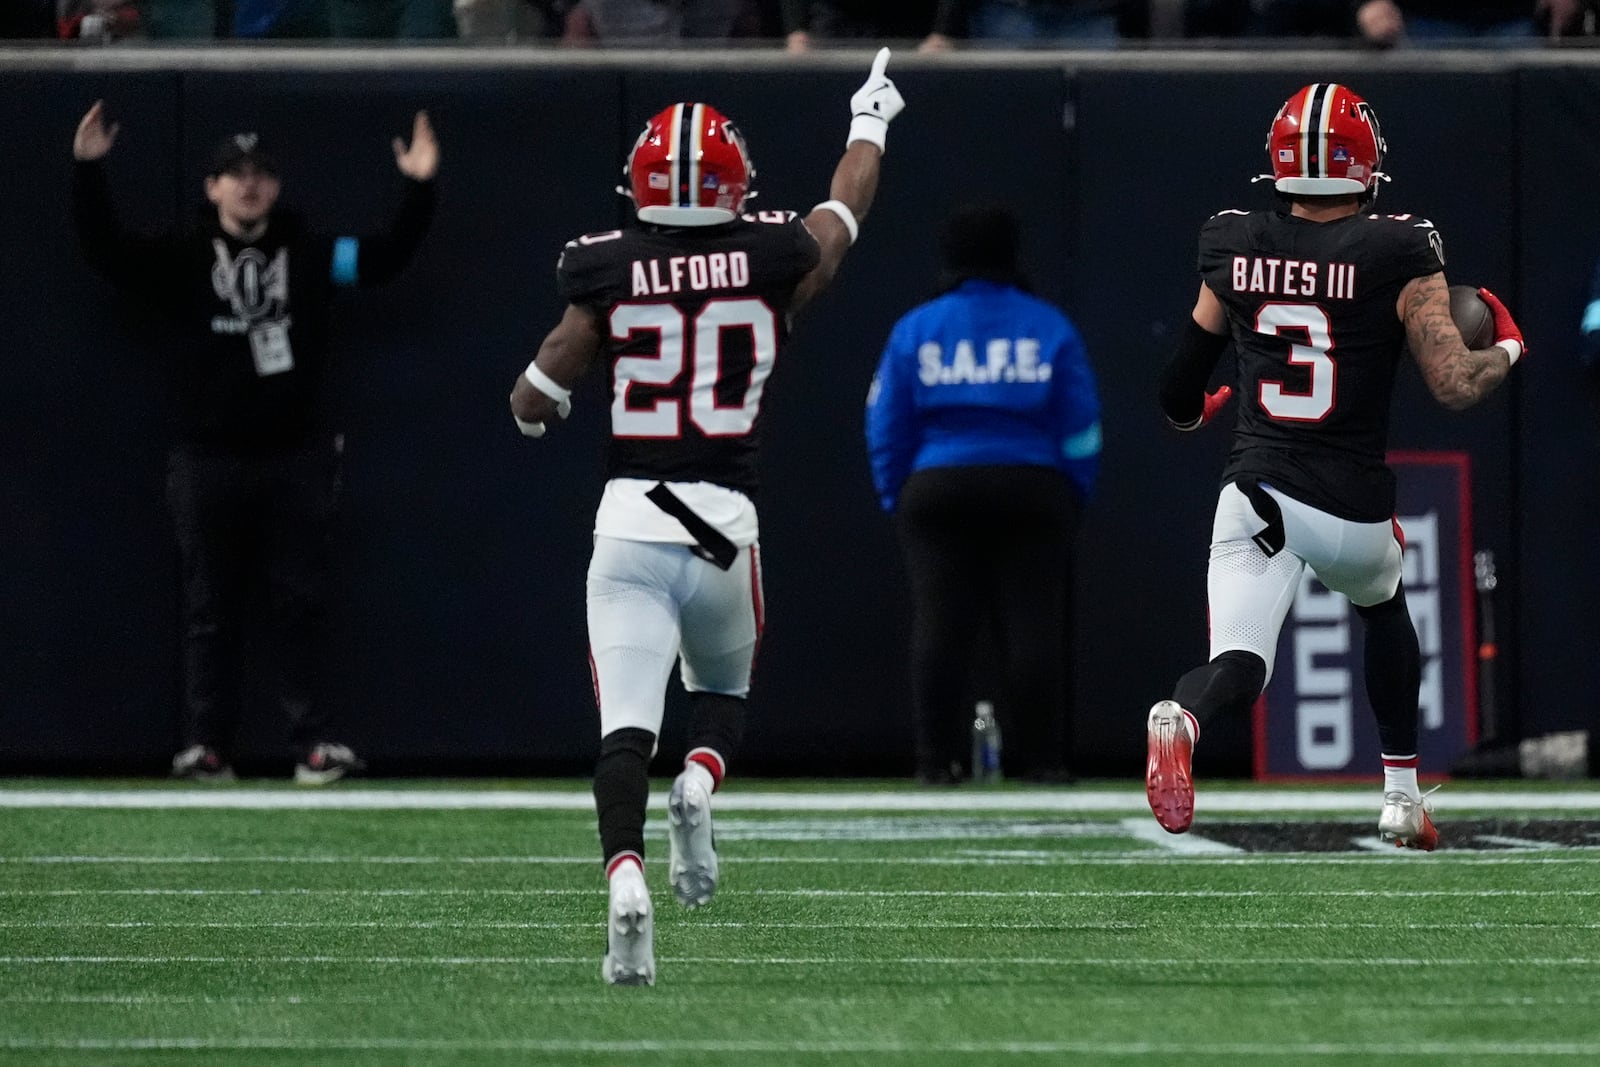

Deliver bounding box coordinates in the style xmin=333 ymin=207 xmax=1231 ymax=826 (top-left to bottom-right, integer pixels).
xmin=523 ymin=361 xmax=571 ymax=403
xmin=813 ymin=199 xmax=859 ymax=245
xmin=847 ymin=115 xmax=888 ymax=152
xmin=514 ymin=416 xmax=546 ymax=438
xmin=1498 ymin=339 xmax=1522 ymax=366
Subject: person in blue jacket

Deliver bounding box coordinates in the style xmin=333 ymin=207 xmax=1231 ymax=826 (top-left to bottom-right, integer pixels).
xmin=866 ymin=204 xmax=1101 ymax=784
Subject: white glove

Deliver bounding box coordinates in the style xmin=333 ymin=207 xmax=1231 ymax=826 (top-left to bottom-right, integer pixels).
xmin=847 ymin=47 xmax=905 ymax=152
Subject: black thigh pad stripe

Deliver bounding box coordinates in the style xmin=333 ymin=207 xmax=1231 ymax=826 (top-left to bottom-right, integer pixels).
xmin=1237 ymin=479 xmax=1287 ymax=557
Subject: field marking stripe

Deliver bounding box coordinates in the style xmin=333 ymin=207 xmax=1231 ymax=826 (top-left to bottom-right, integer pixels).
xmin=2 ymin=788 xmax=1600 ymax=811
xmin=4 ymin=887 xmax=1599 ymax=898
xmin=2 ymin=1038 xmax=1599 ymax=1055
xmin=5 ymin=920 xmax=1599 ymax=931
xmin=1117 ymin=818 xmax=1244 ymax=854
xmin=8 ymin=992 xmax=1597 ymax=1007
xmin=3 ymin=1038 xmax=1599 ymax=1055
xmin=9 ymin=853 xmax=1600 ymax=866
xmin=7 ymin=994 xmax=1598 ymax=1012
xmin=4 ymin=955 xmax=1600 ymax=966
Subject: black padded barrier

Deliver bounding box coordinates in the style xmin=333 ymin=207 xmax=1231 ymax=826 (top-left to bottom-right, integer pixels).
xmin=0 ymin=50 xmax=1579 ymax=776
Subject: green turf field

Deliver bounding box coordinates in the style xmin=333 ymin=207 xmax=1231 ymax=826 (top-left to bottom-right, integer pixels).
xmin=3 ymin=782 xmax=1600 ymax=1065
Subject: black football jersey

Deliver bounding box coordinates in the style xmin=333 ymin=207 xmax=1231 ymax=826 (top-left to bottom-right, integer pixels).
xmin=557 ymin=212 xmax=822 ymax=496
xmin=1198 ymin=209 xmax=1445 ymax=522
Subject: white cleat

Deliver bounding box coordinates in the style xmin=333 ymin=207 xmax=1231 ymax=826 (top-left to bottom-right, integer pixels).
xmin=667 ymin=772 xmax=718 ymax=909
xmin=1378 ymin=789 xmax=1439 ymax=852
xmin=601 ymin=874 xmax=655 ymax=986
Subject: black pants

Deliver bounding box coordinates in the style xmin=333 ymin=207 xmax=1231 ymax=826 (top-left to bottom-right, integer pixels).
xmin=166 ymin=443 xmax=341 ymax=754
xmin=895 ymin=464 xmax=1081 ymax=779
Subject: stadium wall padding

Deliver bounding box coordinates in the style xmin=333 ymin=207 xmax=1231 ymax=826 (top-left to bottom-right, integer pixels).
xmin=0 ymin=57 xmax=1581 ymax=776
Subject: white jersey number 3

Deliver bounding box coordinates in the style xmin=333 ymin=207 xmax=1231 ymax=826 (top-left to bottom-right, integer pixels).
xmin=610 ymin=298 xmax=777 ymax=438
xmin=1255 ymin=302 xmax=1335 ymax=422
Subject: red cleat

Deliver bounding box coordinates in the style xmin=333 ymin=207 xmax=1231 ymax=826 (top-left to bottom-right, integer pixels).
xmin=1146 ymin=700 xmax=1196 ymax=834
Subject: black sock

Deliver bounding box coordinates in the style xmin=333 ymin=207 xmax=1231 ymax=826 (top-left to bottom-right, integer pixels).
xmin=1356 ymin=585 xmax=1421 ymax=756
xmin=1172 ymin=649 xmax=1268 ymax=729
xmin=593 ymin=727 xmax=654 ymax=870
xmin=685 ymin=692 xmax=746 ymax=788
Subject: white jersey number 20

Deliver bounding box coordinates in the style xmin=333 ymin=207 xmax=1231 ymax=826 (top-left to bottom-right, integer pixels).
xmin=610 ymin=298 xmax=777 ymax=438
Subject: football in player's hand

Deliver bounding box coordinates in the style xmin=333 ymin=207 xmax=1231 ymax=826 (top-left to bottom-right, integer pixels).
xmin=1449 ymin=285 xmax=1495 ymax=350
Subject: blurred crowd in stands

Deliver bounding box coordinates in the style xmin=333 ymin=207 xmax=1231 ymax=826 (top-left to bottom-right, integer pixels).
xmin=3 ymin=1 xmax=1596 ymax=47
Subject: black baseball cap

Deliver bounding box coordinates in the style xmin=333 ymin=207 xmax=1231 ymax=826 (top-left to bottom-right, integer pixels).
xmin=208 ymin=133 xmax=278 ymax=178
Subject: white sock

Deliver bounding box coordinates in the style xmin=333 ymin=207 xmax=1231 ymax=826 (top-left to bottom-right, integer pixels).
xmin=680 ymin=760 xmax=715 ymax=797
xmin=1381 ymin=757 xmax=1420 ymax=801
xmin=607 ymin=852 xmax=644 ymax=892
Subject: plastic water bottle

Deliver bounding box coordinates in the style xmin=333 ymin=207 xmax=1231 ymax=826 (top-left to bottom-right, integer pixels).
xmin=80 ymin=13 xmax=111 ymax=42
xmin=970 ymin=700 xmax=1002 ymax=784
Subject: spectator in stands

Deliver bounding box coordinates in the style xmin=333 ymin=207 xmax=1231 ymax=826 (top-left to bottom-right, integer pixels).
xmin=784 ymin=0 xmax=936 ymax=51
xmin=1174 ymin=0 xmax=1341 ymax=38
xmin=1355 ymin=0 xmax=1581 ymax=43
xmin=920 ymin=0 xmax=1121 ymax=49
xmin=1240 ymin=0 xmax=1353 ymax=37
xmin=55 ymin=0 xmax=141 ymax=39
xmin=561 ymin=0 xmax=744 ymax=40
xmin=143 ymin=0 xmax=330 ymax=37
xmin=328 ymin=0 xmax=457 ymax=38
xmin=144 ymin=0 xmax=457 ymax=37
xmin=453 ymin=0 xmax=567 ymax=38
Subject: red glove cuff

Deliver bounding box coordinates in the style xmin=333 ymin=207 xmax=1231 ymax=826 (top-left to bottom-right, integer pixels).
xmin=1477 ymin=287 xmax=1526 ymax=362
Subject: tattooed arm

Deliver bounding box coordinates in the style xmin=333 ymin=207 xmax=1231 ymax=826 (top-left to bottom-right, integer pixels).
xmin=1398 ymin=272 xmax=1513 ymax=411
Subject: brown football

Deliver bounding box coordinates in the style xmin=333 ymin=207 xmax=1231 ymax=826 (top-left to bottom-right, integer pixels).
xmin=1450 ymin=285 xmax=1495 ymax=350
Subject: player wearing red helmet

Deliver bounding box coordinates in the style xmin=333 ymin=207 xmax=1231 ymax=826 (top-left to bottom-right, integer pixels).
xmin=509 ymin=49 xmax=905 ymax=986
xmin=1263 ymin=82 xmax=1387 ymax=200
xmin=625 ymin=102 xmax=756 ymax=226
xmin=1145 ymin=83 xmax=1526 ymax=851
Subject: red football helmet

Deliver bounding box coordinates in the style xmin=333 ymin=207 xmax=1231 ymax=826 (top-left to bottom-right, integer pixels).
xmin=625 ymin=102 xmax=754 ymax=226
xmin=1265 ymin=83 xmax=1386 ymax=198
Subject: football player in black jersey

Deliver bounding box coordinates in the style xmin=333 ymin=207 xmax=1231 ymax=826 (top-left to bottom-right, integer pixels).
xmin=1147 ymin=83 xmax=1527 ymax=851
xmin=509 ymin=50 xmax=904 ymax=985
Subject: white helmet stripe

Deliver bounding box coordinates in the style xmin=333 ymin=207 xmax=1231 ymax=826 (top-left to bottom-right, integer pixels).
xmin=667 ymin=103 xmax=685 ymax=207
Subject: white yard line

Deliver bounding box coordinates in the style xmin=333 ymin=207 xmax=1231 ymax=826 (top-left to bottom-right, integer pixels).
xmin=8 ymin=853 xmax=1600 ymax=865
xmin=1117 ymin=818 xmax=1243 ymax=854
xmin=0 ymin=788 xmax=1598 ymax=811
xmin=1475 ymin=834 xmax=1563 ymax=850
xmin=3 ymin=919 xmax=1597 ymax=931
xmin=2 ymin=1038 xmax=1598 ymax=1056
xmin=5 ymin=992 xmax=1597 ymax=1009
xmin=2 ymin=954 xmax=1599 ymax=966
xmin=4 ymin=886 xmax=1599 ymax=898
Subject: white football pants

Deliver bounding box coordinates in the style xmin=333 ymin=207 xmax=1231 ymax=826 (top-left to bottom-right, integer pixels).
xmin=586 ymin=535 xmax=765 ymax=738
xmin=1207 ymin=481 xmax=1403 ymax=684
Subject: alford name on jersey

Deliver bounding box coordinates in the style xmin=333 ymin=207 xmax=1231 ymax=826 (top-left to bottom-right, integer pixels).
xmin=632 ymin=249 xmax=751 ymax=297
